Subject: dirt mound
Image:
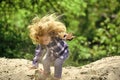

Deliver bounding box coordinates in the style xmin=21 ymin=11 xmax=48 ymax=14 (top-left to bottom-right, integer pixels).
xmin=0 ymin=56 xmax=120 ymax=80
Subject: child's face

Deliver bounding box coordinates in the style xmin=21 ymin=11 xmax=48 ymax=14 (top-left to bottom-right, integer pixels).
xmin=39 ymin=34 xmax=51 ymax=45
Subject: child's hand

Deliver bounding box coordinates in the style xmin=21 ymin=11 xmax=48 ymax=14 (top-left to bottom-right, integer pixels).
xmin=66 ymin=33 xmax=75 ymax=41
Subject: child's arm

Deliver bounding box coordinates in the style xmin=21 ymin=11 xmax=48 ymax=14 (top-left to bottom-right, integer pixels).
xmin=31 ymin=44 xmax=41 ymax=69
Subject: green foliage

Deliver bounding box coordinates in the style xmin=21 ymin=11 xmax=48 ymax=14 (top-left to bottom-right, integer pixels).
xmin=0 ymin=0 xmax=120 ymax=66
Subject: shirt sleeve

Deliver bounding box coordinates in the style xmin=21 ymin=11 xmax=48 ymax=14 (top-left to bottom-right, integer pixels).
xmin=32 ymin=44 xmax=41 ymax=68
xmin=54 ymin=40 xmax=69 ymax=60
xmin=60 ymin=48 xmax=69 ymax=60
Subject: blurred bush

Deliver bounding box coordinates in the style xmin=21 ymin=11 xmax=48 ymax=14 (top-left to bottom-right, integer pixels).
xmin=0 ymin=0 xmax=120 ymax=66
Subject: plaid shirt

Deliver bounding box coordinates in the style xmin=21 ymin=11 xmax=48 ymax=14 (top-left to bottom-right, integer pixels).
xmin=33 ymin=37 xmax=69 ymax=67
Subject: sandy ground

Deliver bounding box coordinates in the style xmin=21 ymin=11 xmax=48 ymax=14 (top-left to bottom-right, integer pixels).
xmin=0 ymin=56 xmax=120 ymax=80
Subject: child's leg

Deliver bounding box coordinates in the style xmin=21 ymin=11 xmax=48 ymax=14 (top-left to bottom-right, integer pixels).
xmin=42 ymin=49 xmax=51 ymax=75
xmin=42 ymin=57 xmax=51 ymax=75
xmin=54 ymin=58 xmax=65 ymax=79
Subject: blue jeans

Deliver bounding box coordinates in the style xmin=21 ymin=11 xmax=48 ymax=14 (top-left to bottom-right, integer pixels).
xmin=42 ymin=48 xmax=67 ymax=78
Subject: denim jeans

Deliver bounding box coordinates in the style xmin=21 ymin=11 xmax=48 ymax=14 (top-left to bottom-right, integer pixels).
xmin=42 ymin=48 xmax=66 ymax=78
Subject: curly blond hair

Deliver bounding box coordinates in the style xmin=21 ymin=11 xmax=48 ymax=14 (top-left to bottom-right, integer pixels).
xmin=28 ymin=14 xmax=67 ymax=44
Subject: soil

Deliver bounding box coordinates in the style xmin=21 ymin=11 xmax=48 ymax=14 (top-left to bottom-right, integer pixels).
xmin=0 ymin=56 xmax=120 ymax=80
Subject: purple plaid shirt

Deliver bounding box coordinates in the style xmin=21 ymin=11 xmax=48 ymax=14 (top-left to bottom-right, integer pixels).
xmin=33 ymin=37 xmax=69 ymax=67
